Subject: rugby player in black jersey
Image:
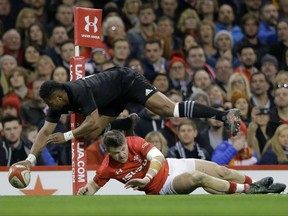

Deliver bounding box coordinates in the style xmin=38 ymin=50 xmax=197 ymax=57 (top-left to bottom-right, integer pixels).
xmin=18 ymin=66 xmax=240 ymax=166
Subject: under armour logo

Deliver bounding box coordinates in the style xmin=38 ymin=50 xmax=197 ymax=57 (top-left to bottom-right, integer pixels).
xmin=84 ymin=15 xmax=98 ymax=33
xmin=115 ymin=169 xmax=123 ymax=175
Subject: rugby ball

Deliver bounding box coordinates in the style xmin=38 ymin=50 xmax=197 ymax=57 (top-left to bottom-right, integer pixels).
xmin=8 ymin=164 xmax=31 ymax=189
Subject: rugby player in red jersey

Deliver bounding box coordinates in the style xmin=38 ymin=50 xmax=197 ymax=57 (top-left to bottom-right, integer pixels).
xmin=77 ymin=130 xmax=286 ymax=195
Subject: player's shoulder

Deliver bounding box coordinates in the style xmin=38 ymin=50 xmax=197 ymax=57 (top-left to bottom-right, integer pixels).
xmin=126 ymin=136 xmax=152 ymax=150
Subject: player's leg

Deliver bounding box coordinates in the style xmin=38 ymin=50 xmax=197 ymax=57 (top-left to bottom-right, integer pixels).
xmin=86 ymin=115 xmax=117 ymax=140
xmin=172 ymin=171 xmax=241 ymax=194
xmin=194 ymin=159 xmax=249 ymax=184
xmin=145 ymin=92 xmax=240 ymax=135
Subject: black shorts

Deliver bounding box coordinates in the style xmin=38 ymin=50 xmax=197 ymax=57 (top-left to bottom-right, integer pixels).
xmin=99 ymin=68 xmax=158 ymax=117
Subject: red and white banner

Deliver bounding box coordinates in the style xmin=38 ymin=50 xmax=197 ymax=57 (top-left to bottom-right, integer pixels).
xmin=74 ymin=7 xmax=102 ymax=48
xmin=70 ymin=56 xmax=87 ymax=195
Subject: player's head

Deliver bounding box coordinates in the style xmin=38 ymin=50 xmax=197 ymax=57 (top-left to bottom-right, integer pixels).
xmin=39 ymin=80 xmax=65 ymax=110
xmin=103 ymin=130 xmax=128 ymax=163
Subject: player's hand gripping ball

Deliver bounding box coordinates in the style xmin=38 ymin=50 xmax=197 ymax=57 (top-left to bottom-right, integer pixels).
xmin=8 ymin=164 xmax=31 ymax=189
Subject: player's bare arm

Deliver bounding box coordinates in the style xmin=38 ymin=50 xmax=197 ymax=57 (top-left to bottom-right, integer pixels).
xmin=46 ymin=109 xmax=101 ymax=144
xmin=15 ymin=121 xmax=57 ymax=169
xmin=77 ymin=180 xmax=101 ymax=195
xmin=125 ymin=147 xmax=165 ymax=190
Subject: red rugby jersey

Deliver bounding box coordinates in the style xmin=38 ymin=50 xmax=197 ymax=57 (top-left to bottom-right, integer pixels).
xmin=93 ymin=136 xmax=169 ymax=194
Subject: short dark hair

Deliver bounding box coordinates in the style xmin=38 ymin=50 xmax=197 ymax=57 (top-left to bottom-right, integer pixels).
xmin=39 ymin=80 xmax=64 ymax=100
xmin=2 ymin=115 xmax=21 ymax=127
xmin=145 ymin=38 xmax=162 ymax=49
xmin=103 ymin=130 xmax=126 ymax=150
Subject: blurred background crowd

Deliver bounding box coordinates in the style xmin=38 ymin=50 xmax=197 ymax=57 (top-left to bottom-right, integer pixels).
xmin=0 ymin=0 xmax=288 ymax=167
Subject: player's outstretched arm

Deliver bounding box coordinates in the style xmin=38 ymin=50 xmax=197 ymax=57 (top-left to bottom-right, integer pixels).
xmin=77 ymin=180 xmax=101 ymax=195
xmin=14 ymin=121 xmax=57 ymax=170
xmin=47 ymin=110 xmax=102 ymax=144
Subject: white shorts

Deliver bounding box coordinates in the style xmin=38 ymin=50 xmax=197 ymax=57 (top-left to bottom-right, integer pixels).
xmin=159 ymin=158 xmax=196 ymax=195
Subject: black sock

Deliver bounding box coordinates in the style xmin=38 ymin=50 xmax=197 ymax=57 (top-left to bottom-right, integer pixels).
xmin=178 ymin=101 xmax=227 ymax=121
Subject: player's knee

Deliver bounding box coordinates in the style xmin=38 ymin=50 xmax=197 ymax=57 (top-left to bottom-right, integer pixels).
xmin=188 ymin=171 xmax=206 ymax=186
xmin=216 ymin=165 xmax=232 ymax=179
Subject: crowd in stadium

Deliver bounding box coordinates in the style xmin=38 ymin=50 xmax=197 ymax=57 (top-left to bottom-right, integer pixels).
xmin=0 ymin=0 xmax=288 ymax=167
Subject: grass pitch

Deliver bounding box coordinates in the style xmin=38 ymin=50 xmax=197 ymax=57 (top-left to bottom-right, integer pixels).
xmin=1 ymin=194 xmax=288 ymax=216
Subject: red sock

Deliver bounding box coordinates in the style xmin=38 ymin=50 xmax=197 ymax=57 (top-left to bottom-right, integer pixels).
xmin=228 ymin=181 xmax=237 ymax=194
xmin=243 ymin=175 xmax=253 ymax=184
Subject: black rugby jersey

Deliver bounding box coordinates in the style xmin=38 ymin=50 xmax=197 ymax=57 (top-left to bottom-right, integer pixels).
xmin=46 ymin=67 xmax=137 ymax=123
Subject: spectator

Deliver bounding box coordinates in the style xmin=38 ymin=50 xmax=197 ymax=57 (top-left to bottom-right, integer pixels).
xmin=35 ymin=55 xmax=56 ymax=81
xmin=43 ymin=25 xmax=69 ymax=66
xmin=22 ymin=44 xmax=41 ymax=72
xmin=259 ymin=124 xmax=288 ymax=164
xmin=183 ymin=34 xmax=198 ymax=55
xmin=59 ymin=40 xmax=74 ymax=71
xmin=47 ymin=4 xmax=74 ymax=39
xmin=250 ymin=72 xmax=275 ymax=109
xmin=198 ymin=0 xmax=218 ymax=22
xmin=2 ymin=29 xmax=23 ymax=65
xmin=212 ymin=120 xmax=258 ymax=166
xmin=231 ymin=90 xmax=252 ymax=126
xmin=260 ymin=54 xmax=279 ymax=87
xmin=267 ymin=83 xmax=288 ymax=137
xmin=145 ymin=131 xmax=169 ymax=157
xmin=102 ymin=16 xmax=126 ymax=50
xmin=158 ymin=0 xmax=179 ymax=24
xmin=235 ymin=45 xmax=258 ymax=82
xmin=0 ymin=0 xmax=16 ymax=31
xmin=142 ymin=38 xmax=168 ymax=82
xmin=15 ymin=8 xmax=37 ymax=41
xmin=176 ymin=8 xmax=200 ymax=40
xmin=151 ymin=72 xmax=171 ymax=94
xmin=168 ymin=118 xmax=210 ymax=160
xmin=234 ymin=13 xmax=269 ymax=68
xmin=269 ymin=20 xmax=288 ymax=71
xmin=85 ymin=43 xmax=110 ymax=75
xmin=214 ymin=56 xmax=234 ymax=93
xmin=122 ymin=0 xmax=142 ymax=28
xmin=20 ymin=78 xmax=47 ymax=126
xmin=248 ymin=107 xmax=270 ymax=159
xmin=227 ymin=73 xmax=251 ymax=101
xmin=168 ymin=54 xmax=192 ymax=99
xmin=127 ymin=3 xmax=158 ymax=59
xmin=127 ymin=58 xmax=144 ymax=75
xmin=186 ymin=45 xmax=216 ymax=79
xmin=279 ymin=0 xmax=288 ymax=19
xmin=213 ymin=30 xmax=240 ymax=69
xmin=6 ymin=66 xmax=33 ymax=102
xmin=275 ymin=70 xmax=288 ymax=86
xmin=237 ymin=0 xmax=261 ymax=21
xmin=111 ymin=37 xmax=131 ymax=67
xmin=206 ymin=84 xmax=229 ymax=108
xmin=0 ymin=54 xmax=17 ymax=95
xmin=1 ymin=96 xmax=21 ymax=118
xmin=258 ymin=2 xmax=279 ymax=45
xmin=215 ymin=4 xmax=243 ymax=43
xmin=198 ymin=20 xmax=216 ymax=59
xmin=192 ymin=69 xmax=213 ymax=93
xmin=27 ymin=0 xmax=48 ymax=26
xmin=51 ymin=66 xmax=70 ymax=83
xmin=0 ymin=116 xmax=46 ymax=166
xmin=157 ymin=16 xmax=183 ymax=52
xmin=25 ymin=22 xmax=49 ymax=51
